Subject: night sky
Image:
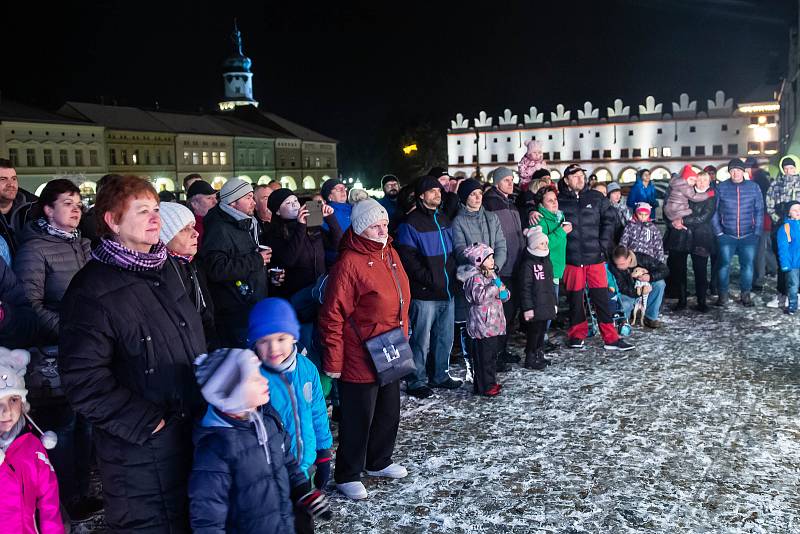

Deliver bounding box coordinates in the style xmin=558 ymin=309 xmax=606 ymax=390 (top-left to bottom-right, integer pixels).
xmin=4 ymin=0 xmax=797 ymax=182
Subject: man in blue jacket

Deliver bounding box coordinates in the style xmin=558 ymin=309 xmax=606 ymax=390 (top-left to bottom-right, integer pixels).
xmin=396 ymin=176 xmax=462 ymax=398
xmin=322 ymin=178 xmax=352 ymax=265
xmin=712 ymin=158 xmax=764 ymax=307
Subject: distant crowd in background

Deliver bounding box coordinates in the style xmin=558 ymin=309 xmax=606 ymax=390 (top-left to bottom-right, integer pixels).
xmin=1 ymin=139 xmax=799 ymax=532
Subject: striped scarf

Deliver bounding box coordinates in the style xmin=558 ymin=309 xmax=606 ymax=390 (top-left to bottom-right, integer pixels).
xmin=35 ymin=217 xmax=80 ymax=242
xmin=92 ymin=238 xmax=167 ymax=272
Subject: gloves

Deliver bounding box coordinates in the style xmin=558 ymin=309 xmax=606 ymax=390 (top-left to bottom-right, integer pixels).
xmin=296 ymin=489 xmax=332 ymax=521
xmin=313 ymin=449 xmax=332 ymax=489
xmin=324 ymin=371 xmax=341 ymax=379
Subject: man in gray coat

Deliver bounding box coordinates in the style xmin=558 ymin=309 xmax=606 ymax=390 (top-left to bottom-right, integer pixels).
xmin=482 ymin=167 xmax=524 ymax=363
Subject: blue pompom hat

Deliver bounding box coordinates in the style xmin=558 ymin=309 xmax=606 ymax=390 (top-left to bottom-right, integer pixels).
xmin=247 ymin=298 xmax=301 ymax=346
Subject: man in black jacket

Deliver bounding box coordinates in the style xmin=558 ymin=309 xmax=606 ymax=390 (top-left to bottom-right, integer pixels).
xmin=557 ymin=164 xmax=634 ymax=351
xmin=396 ymin=176 xmax=462 ymax=398
xmin=427 ymin=167 xmax=460 ymax=220
xmin=0 ymin=256 xmax=37 ymax=348
xmin=609 ymin=246 xmax=669 ymax=328
xmin=199 ymin=178 xmax=272 ymax=346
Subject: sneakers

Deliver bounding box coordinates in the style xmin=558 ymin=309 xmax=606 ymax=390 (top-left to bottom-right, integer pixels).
xmin=483 ymin=383 xmax=502 ymax=397
xmin=406 ymin=385 xmax=433 ymax=399
xmin=643 ymin=318 xmax=662 ymax=329
xmin=566 ymin=337 xmax=585 ymax=349
xmin=786 ymin=307 xmax=798 ymax=315
xmin=337 ymin=481 xmax=368 ymax=500
xmin=604 ymin=339 xmax=635 ymax=351
xmin=366 ymin=463 xmax=408 ymax=479
xmin=766 ymin=294 xmax=786 ymax=308
xmin=430 ymin=376 xmax=463 ymax=389
xmin=740 ymin=292 xmax=755 ymax=307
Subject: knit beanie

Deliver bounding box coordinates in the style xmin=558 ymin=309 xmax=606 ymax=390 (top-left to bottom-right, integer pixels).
xmin=457 ymin=178 xmax=482 ymax=204
xmin=635 ymin=202 xmax=652 ymax=215
xmin=531 ymin=168 xmax=551 ymax=181
xmin=351 ymin=198 xmax=389 ymax=235
xmin=159 ymin=202 xmax=195 ymax=244
xmin=267 ymin=188 xmax=295 ymax=215
xmin=728 ymin=158 xmax=746 ymax=171
xmin=187 ymin=180 xmax=216 ymax=198
xmin=606 ymin=181 xmax=621 ymax=194
xmin=414 ymin=176 xmax=443 ymax=197
xmin=247 ymin=298 xmax=301 ymax=346
xmin=523 ymin=226 xmax=549 ymax=256
xmin=194 ymin=348 xmax=261 ymax=414
xmin=463 ymin=243 xmax=494 ymax=267
xmin=320 ymin=179 xmax=343 ymax=201
xmin=785 ymin=200 xmax=800 ymax=215
xmin=703 ymin=165 xmax=717 ymax=174
xmin=679 ymin=165 xmax=698 ymax=180
xmin=427 ymin=167 xmax=449 ymax=179
xmin=348 ymin=188 xmax=370 ymax=204
xmin=780 ymin=155 xmax=798 ymax=171
xmin=381 ymin=174 xmax=399 ymax=187
xmin=492 ymin=167 xmax=514 ymax=185
xmin=219 ymin=178 xmax=253 ymax=205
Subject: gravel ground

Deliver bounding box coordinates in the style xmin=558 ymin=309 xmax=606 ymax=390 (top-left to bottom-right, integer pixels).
xmin=74 ymin=275 xmax=800 ymax=534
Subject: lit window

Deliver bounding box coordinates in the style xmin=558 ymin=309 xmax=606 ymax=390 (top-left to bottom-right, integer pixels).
xmin=747 ymin=142 xmax=761 ymax=154
xmin=662 ymin=147 xmax=672 ymax=157
xmin=202 ymin=152 xmax=209 ymax=165
xmin=212 ymin=152 xmax=219 ymax=165
xmin=220 ymin=152 xmax=227 ymax=165
xmin=764 ymin=141 xmax=779 ymax=155
xmin=649 ymin=147 xmax=658 ymax=158
xmin=192 ymin=152 xmax=200 ymax=165
xmin=184 ymin=151 xmax=190 ymax=164
xmin=132 ymin=151 xmax=138 ymax=165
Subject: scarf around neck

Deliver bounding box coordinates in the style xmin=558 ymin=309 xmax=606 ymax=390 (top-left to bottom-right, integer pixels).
xmin=220 ymin=203 xmax=260 ymax=245
xmin=168 ymin=249 xmax=194 ymax=264
xmin=35 ymin=217 xmax=80 ymax=242
xmin=261 ymin=346 xmax=298 ymax=374
xmin=92 ymin=238 xmax=168 ymax=272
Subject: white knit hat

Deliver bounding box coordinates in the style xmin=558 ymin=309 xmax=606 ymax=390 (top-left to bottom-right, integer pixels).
xmin=159 ymin=202 xmax=196 ymax=244
xmin=351 ymin=198 xmax=389 ymax=235
xmin=194 ymin=348 xmax=262 ymax=413
xmin=0 ymin=347 xmax=30 ymax=402
xmin=523 ymin=226 xmax=549 ymax=255
xmin=219 ymin=178 xmax=254 ymax=205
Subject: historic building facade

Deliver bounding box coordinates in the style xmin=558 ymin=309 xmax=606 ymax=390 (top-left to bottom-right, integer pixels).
xmin=448 ymin=90 xmax=780 ymax=183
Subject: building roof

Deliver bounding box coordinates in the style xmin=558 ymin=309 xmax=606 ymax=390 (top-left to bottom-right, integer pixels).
xmin=146 ymin=110 xmax=233 ymax=136
xmin=208 ymin=115 xmax=290 ymax=138
xmin=60 ymin=102 xmax=171 ymax=131
xmin=259 ymin=112 xmax=337 ymax=143
xmin=0 ymin=99 xmax=94 ymax=126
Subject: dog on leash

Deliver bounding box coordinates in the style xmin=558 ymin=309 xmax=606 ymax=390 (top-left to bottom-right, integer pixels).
xmin=631 ymin=267 xmax=651 ymax=327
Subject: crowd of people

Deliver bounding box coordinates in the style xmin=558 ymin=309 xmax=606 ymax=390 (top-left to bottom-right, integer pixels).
xmin=0 ymin=145 xmax=799 ymax=532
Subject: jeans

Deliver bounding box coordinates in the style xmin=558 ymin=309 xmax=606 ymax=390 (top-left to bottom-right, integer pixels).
xmin=619 ymin=279 xmax=666 ymax=321
xmin=407 ymin=298 xmax=455 ymax=389
xmin=787 ymin=269 xmax=800 ymax=311
xmin=717 ymin=234 xmax=758 ymax=295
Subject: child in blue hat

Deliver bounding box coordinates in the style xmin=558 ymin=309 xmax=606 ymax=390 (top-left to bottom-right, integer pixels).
xmin=248 ymin=298 xmax=334 ymax=489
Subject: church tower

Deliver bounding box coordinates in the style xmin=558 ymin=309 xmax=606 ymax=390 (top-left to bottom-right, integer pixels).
xmin=218 ymin=20 xmax=258 ymax=111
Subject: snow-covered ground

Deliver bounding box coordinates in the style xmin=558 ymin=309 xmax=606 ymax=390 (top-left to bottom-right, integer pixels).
xmin=74 ymin=276 xmax=800 ymax=533
xmin=318 ymin=290 xmax=800 ymax=534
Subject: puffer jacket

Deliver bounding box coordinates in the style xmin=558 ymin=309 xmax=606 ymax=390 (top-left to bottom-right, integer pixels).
xmin=457 ymin=264 xmax=509 ymax=339
xmin=533 ymin=206 xmax=567 ymax=279
xmin=712 ymin=179 xmax=764 ymax=238
xmin=452 ymin=204 xmax=507 ymax=271
xmin=664 ymin=195 xmax=716 ymax=257
xmin=626 ymin=170 xmax=659 ymax=212
xmin=609 ymin=200 xmax=631 ymax=244
xmin=557 ymin=181 xmax=615 ymax=266
xmin=609 ymin=252 xmax=670 ymax=298
xmin=517 ymin=251 xmax=557 ymax=322
xmin=0 ymin=426 xmax=64 ymax=534
xmin=259 ymin=350 xmax=333 ymax=475
xmin=664 ymin=175 xmax=712 ymax=221
xmin=13 ymin=221 xmax=91 ymax=343
xmin=320 ymin=230 xmax=411 ymax=383
xmin=777 ymin=218 xmax=800 ymax=271
xmin=396 ymin=204 xmax=457 ymax=300
xmin=620 ymin=219 xmax=665 ymax=263
xmin=482 ymin=187 xmax=524 ymax=277
xmin=189 ymin=405 xmax=309 ymax=534
xmin=0 ymin=250 xmax=38 ymax=350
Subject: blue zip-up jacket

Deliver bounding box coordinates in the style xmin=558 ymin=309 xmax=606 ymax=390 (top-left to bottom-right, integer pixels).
xmin=626 ymin=170 xmax=659 ymax=213
xmin=777 ymin=218 xmax=800 ymax=270
xmin=323 ymin=201 xmax=352 ymax=264
xmin=378 ymin=195 xmax=398 ymax=222
xmin=259 ymin=350 xmax=333 ymax=475
xmin=395 ymin=203 xmax=457 ymax=301
xmin=189 ymin=404 xmax=309 ymax=534
xmin=711 ymin=179 xmax=764 ymax=238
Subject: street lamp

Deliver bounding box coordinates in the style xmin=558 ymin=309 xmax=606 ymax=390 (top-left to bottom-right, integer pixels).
xmin=402 ymin=143 xmax=418 ymax=156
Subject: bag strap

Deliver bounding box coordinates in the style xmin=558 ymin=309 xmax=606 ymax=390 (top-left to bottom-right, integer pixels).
xmin=347 ymin=250 xmax=405 ymax=340
xmin=786 ymin=222 xmax=792 ymax=243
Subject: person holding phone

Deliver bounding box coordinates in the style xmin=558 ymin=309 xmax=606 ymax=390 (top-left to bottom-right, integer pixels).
xmin=264 ymin=188 xmax=343 ymax=301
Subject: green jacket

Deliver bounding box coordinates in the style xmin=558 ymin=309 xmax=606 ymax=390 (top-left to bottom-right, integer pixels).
xmin=534 ymin=206 xmax=567 ymax=279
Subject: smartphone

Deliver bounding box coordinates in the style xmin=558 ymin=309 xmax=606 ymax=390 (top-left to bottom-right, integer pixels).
xmin=305 ymin=200 xmax=324 ymax=227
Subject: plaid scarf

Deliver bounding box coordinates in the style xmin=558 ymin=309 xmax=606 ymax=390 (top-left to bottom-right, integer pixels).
xmin=92 ymin=238 xmax=167 ymax=272
xmin=35 ymin=217 xmax=80 ymax=242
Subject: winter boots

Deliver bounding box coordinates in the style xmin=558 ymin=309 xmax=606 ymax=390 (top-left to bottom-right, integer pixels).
xmin=740 ymin=292 xmax=755 ymax=307
xmin=524 ymin=350 xmax=548 ymax=371
xmin=715 ymin=292 xmax=729 ymax=307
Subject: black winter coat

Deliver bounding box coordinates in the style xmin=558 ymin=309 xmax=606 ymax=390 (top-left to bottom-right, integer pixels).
xmin=166 ymin=257 xmax=219 ymax=351
xmin=199 ymin=205 xmax=268 ymax=323
xmin=189 ymin=405 xmax=310 ymax=534
xmin=13 ymin=222 xmax=91 ymax=343
xmin=0 ymin=257 xmax=37 ymax=349
xmin=265 ymin=214 xmax=342 ymax=299
xmin=663 ymin=195 xmax=716 ymax=257
xmin=517 ymin=251 xmax=557 ymax=321
xmin=483 ymin=187 xmax=524 ymax=277
xmin=59 ymin=258 xmax=207 ymax=532
xmin=609 ymin=252 xmax=670 ymax=298
xmin=557 ymin=182 xmax=615 ymax=266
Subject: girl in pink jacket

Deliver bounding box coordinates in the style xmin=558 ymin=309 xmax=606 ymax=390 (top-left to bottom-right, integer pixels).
xmin=517 ymin=140 xmax=547 ymax=192
xmin=0 ymin=348 xmax=63 ymax=534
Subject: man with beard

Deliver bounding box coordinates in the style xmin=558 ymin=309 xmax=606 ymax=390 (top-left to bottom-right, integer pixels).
xmin=378 ymin=174 xmax=400 ymax=223
xmin=427 ymin=167 xmax=460 ymax=220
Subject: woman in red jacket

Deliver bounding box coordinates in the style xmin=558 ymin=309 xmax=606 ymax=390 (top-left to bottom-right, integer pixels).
xmin=319 ymin=198 xmax=411 ymax=501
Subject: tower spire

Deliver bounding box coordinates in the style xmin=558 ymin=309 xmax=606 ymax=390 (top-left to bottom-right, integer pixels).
xmin=218 ymin=19 xmax=258 ymax=112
